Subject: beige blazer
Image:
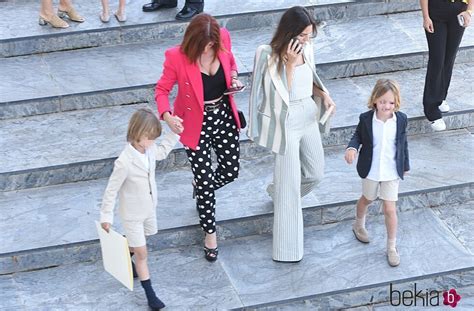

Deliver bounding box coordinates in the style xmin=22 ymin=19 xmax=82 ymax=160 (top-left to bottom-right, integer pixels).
xmin=100 ymin=132 xmax=179 ymax=224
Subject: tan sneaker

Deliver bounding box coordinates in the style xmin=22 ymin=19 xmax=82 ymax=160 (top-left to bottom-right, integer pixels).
xmin=352 ymin=225 xmax=370 ymax=243
xmin=387 ymin=248 xmax=400 ymax=267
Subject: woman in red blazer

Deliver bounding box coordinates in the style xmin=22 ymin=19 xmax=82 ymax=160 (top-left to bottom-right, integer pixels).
xmin=155 ymin=14 xmax=243 ymax=262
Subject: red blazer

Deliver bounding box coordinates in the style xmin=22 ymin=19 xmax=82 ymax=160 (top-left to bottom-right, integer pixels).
xmin=155 ymin=28 xmax=241 ymax=150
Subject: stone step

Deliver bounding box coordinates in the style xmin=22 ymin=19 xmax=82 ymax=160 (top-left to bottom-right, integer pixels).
xmin=261 ymin=200 xmax=474 ymax=310
xmin=1 ymin=205 xmax=473 ymax=309
xmin=1 ymin=129 xmax=472 ymax=274
xmin=1 ymin=65 xmax=473 ymax=191
xmin=0 ymin=0 xmax=420 ymax=57
xmin=2 ymin=11 xmax=473 ymax=119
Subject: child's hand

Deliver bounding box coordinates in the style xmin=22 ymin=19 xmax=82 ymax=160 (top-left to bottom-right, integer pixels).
xmin=101 ymin=222 xmax=111 ymax=233
xmin=344 ymin=148 xmax=357 ymax=164
xmin=404 ymin=171 xmax=409 ymax=177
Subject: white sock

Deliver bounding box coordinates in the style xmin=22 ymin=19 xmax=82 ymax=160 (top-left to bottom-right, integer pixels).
xmin=387 ymin=238 xmax=397 ymax=251
xmin=355 ymin=214 xmax=366 ymax=229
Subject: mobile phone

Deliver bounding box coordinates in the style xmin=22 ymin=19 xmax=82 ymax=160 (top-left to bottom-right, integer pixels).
xmin=291 ymin=37 xmax=303 ymax=54
xmin=223 ymin=85 xmax=246 ymax=95
xmin=457 ymin=14 xmax=465 ymax=27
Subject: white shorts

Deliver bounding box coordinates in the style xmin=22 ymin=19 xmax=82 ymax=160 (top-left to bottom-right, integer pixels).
xmin=122 ymin=216 xmax=157 ymax=247
xmin=362 ymin=178 xmax=400 ymax=202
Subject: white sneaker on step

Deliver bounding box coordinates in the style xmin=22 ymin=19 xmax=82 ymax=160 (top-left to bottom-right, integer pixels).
xmin=439 ymin=100 xmax=450 ymax=113
xmin=431 ymin=118 xmax=446 ymax=131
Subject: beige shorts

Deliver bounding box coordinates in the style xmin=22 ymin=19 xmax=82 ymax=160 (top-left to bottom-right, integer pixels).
xmin=362 ymin=178 xmax=400 ymax=202
xmin=122 ymin=216 xmax=157 ymax=247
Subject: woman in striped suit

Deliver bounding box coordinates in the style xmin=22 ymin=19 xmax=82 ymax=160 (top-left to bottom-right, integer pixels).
xmin=248 ymin=6 xmax=336 ymax=262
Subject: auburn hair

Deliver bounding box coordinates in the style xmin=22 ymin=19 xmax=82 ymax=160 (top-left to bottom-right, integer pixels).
xmin=126 ymin=108 xmax=162 ymax=143
xmin=180 ymin=13 xmax=222 ymax=63
xmin=367 ymin=79 xmax=402 ymax=111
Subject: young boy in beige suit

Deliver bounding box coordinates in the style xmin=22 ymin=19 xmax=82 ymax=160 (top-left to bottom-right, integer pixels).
xmin=100 ymin=108 xmax=180 ymax=310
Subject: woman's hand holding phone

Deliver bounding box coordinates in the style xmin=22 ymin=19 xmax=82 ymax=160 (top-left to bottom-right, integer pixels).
xmin=224 ymin=76 xmax=245 ymax=95
xmin=285 ymin=38 xmax=303 ymax=66
xmin=231 ymin=77 xmax=243 ymax=88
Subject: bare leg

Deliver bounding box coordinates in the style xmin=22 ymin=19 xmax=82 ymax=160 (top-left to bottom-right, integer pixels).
xmin=383 ymin=200 xmax=398 ymax=247
xmin=117 ymin=0 xmax=126 ymax=15
xmin=352 ymin=195 xmax=372 ymax=243
xmin=133 ymin=245 xmax=150 ymax=281
xmin=355 ymin=195 xmax=372 ymax=227
xmin=40 ymin=0 xmax=55 ymax=18
xmin=205 ymin=232 xmax=217 ymax=247
xmin=58 ymin=0 xmax=74 ymax=11
xmin=383 ymin=200 xmax=400 ymax=266
xmin=101 ymin=0 xmax=110 ymax=15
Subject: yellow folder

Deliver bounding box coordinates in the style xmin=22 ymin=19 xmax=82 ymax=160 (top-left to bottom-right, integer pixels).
xmin=95 ymin=221 xmax=134 ymax=291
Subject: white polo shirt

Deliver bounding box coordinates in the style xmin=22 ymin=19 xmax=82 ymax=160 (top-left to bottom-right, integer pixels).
xmin=367 ymin=112 xmax=399 ymax=181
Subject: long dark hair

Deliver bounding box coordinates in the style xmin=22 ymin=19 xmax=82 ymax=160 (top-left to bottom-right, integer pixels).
xmin=270 ymin=6 xmax=317 ymax=73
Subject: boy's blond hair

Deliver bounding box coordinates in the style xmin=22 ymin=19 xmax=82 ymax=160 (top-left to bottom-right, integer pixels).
xmin=126 ymin=108 xmax=162 ymax=143
xmin=367 ymin=79 xmax=402 ymax=111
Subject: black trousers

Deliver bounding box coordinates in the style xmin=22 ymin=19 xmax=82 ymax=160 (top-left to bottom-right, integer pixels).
xmin=423 ymin=0 xmax=467 ymax=121
xmin=185 ymin=99 xmax=240 ymax=234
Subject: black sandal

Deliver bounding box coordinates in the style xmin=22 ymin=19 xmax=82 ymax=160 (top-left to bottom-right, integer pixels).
xmin=203 ymin=246 xmax=219 ymax=262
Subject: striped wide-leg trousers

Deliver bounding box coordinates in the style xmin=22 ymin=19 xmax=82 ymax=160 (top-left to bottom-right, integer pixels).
xmin=272 ymin=97 xmax=325 ymax=262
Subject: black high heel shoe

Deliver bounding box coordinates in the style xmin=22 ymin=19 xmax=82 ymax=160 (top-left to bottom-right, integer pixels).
xmin=203 ymin=246 xmax=218 ymax=262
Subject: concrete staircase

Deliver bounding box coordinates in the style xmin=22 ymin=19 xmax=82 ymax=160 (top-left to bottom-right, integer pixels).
xmin=1 ymin=0 xmax=473 ymax=309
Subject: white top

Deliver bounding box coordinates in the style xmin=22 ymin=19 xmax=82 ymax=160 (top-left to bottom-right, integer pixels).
xmin=129 ymin=143 xmax=149 ymax=170
xmin=289 ymin=62 xmax=313 ymax=101
xmin=366 ymin=112 xmax=399 ymax=181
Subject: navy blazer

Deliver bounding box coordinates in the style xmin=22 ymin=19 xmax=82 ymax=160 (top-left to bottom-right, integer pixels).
xmin=347 ymin=110 xmax=410 ymax=180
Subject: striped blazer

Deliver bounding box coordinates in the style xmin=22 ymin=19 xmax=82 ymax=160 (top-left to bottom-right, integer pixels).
xmin=247 ymin=44 xmax=331 ymax=155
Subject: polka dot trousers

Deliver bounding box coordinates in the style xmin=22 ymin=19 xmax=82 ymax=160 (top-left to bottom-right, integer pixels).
xmin=185 ymin=100 xmax=240 ymax=234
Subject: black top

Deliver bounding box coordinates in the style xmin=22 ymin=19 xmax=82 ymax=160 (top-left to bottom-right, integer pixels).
xmin=201 ymin=64 xmax=227 ymax=101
